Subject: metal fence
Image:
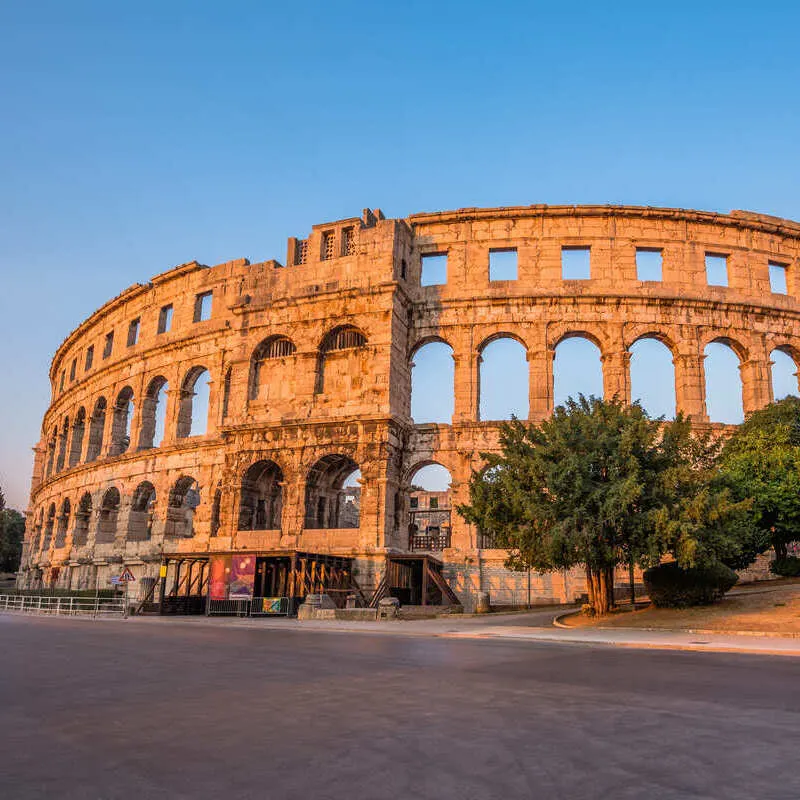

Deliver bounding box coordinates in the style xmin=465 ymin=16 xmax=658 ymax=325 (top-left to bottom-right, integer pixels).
xmin=206 ymin=597 xmax=293 ymax=617
xmin=0 ymin=594 xmax=126 ymax=618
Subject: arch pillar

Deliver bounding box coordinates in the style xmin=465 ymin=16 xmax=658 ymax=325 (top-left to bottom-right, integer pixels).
xmin=601 ymin=351 xmax=631 ymax=404
xmin=674 ymin=352 xmax=709 ymax=423
xmin=452 ymin=352 xmax=478 ymax=423
xmin=528 ymin=350 xmax=554 ymax=420
xmin=740 ymin=358 xmax=772 ymax=414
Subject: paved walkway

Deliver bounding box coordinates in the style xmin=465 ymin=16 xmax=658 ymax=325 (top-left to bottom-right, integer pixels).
xmin=111 ymin=608 xmax=800 ymax=657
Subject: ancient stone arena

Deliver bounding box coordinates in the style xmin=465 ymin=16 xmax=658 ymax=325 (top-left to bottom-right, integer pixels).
xmin=18 ymin=205 xmax=800 ymax=610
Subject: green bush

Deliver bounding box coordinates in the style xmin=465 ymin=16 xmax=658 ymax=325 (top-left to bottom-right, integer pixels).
xmin=770 ymin=556 xmax=800 ymax=577
xmin=643 ymin=562 xmax=739 ymax=608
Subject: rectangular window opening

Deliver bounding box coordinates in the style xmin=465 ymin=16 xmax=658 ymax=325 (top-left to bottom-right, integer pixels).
xmin=69 ymin=359 xmax=77 ymax=382
xmin=769 ymin=261 xmax=788 ymax=295
xmin=409 ymin=497 xmax=418 ymax=509
xmin=421 ymin=253 xmax=448 ymax=287
xmin=102 ymin=332 xmax=114 ymax=359
xmin=85 ymin=345 xmax=94 ymax=371
xmin=562 ymin=247 xmax=591 ymax=280
xmin=341 ymin=227 xmax=355 ymax=257
xmin=636 ymin=248 xmax=663 ymax=281
xmin=157 ymin=304 xmax=173 ymax=334
xmin=321 ymin=231 xmax=336 ymax=261
xmin=429 ymin=497 xmax=439 ymax=509
xmin=59 ymin=370 xmax=65 ymax=393
xmin=489 ymin=248 xmax=518 ymax=281
xmin=193 ymin=292 xmax=213 ymax=323
xmin=127 ymin=318 xmax=140 ymax=347
xmin=295 ymin=239 xmax=308 ymax=265
xmin=705 ymin=253 xmax=729 ymax=287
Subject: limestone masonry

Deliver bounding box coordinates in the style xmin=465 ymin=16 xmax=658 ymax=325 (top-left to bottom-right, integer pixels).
xmin=19 ymin=205 xmax=800 ymax=609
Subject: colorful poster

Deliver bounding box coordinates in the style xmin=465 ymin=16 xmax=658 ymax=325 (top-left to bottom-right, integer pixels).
xmin=209 ymin=555 xmax=232 ymax=600
xmin=229 ymin=555 xmax=256 ymax=599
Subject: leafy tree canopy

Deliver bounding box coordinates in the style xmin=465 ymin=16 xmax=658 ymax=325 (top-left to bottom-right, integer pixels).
xmin=719 ymin=396 xmax=800 ymax=560
xmin=0 ymin=485 xmax=25 ymax=574
xmin=458 ymin=396 xmax=755 ymax=614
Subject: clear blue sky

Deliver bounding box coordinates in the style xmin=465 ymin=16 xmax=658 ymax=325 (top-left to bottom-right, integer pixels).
xmin=2 ymin=1 xmax=800 ymax=508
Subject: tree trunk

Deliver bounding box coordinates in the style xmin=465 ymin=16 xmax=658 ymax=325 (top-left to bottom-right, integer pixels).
xmin=585 ymin=564 xmax=615 ymax=615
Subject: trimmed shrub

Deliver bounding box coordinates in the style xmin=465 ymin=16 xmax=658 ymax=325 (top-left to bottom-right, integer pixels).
xmin=643 ymin=562 xmax=739 ymax=608
xmin=770 ymin=556 xmax=800 ymax=578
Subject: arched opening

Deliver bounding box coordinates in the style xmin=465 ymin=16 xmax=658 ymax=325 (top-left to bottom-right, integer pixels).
xmin=406 ymin=463 xmax=453 ymax=551
xmin=177 ymin=368 xmax=211 ymax=438
xmin=304 ymin=455 xmax=361 ymax=529
xmin=249 ymin=336 xmax=297 ymax=401
xmin=630 ymin=338 xmax=676 ymax=418
xmin=166 ymin=476 xmax=200 ymax=537
xmin=128 ymin=482 xmax=156 ymax=541
xmin=138 ymin=376 xmax=169 ymax=449
xmin=315 ymin=326 xmax=368 ymax=395
xmin=97 ymin=487 xmax=121 ymax=544
xmin=55 ymin=498 xmax=71 ymax=548
xmin=210 ymin=488 xmax=222 ymax=536
xmin=55 ymin=416 xmax=69 ymax=473
xmin=221 ymin=368 xmax=232 ymax=419
xmin=411 ymin=340 xmax=454 ymax=423
xmin=553 ymin=336 xmax=603 ymax=407
xmin=31 ymin=509 xmax=44 ymax=553
xmin=238 ymin=460 xmax=284 ymax=530
xmin=704 ymin=340 xmax=744 ymax=423
xmin=42 ymin=503 xmax=56 ymax=550
xmin=110 ymin=387 xmax=135 ymax=455
xmin=73 ymin=493 xmax=92 ymax=546
xmin=86 ymin=397 xmax=107 ymax=462
xmin=68 ymin=408 xmax=86 ymax=467
xmin=478 ymin=337 xmax=529 ymax=420
xmin=44 ymin=427 xmax=57 ymax=478
xmin=771 ymin=348 xmax=799 ymax=400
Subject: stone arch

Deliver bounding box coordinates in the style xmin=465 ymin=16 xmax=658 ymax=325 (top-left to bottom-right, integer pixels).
xmin=86 ymin=397 xmax=107 ymax=462
xmin=55 ymin=497 xmax=71 ymax=548
xmin=238 ymin=459 xmax=284 ymax=530
xmin=73 ymin=492 xmax=92 ymax=546
xmin=770 ymin=346 xmax=800 ymax=400
xmin=55 ymin=415 xmax=69 ymax=473
xmin=97 ymin=487 xmax=121 ymax=544
xmin=44 ymin=426 xmax=57 ymax=478
xmin=110 ymin=386 xmax=135 ymax=456
xmin=249 ymin=335 xmax=297 ymax=401
xmin=405 ymin=462 xmax=453 ymax=551
xmin=477 ymin=335 xmax=529 ymax=421
xmin=166 ymin=476 xmax=200 ymax=537
xmin=138 ymin=376 xmax=169 ymax=449
xmin=68 ymin=407 xmax=86 ymax=467
xmin=304 ymin=454 xmax=361 ymax=529
xmin=42 ymin=502 xmax=56 ymax=550
xmin=410 ymin=339 xmax=455 ymax=423
xmin=177 ymin=367 xmax=211 ymax=438
xmin=128 ymin=481 xmax=156 ymax=541
xmin=703 ymin=339 xmax=744 ymax=423
xmin=315 ymin=325 xmax=368 ymax=395
xmin=547 ymin=324 xmax=610 ymax=354
xmin=700 ymin=333 xmax=750 ymax=364
xmin=629 ymin=337 xmax=676 ymax=418
xmin=553 ymin=335 xmax=604 ymax=408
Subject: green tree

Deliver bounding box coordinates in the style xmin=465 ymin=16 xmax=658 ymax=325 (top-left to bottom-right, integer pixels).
xmin=719 ymin=396 xmax=800 ymax=560
xmin=0 ymin=486 xmax=25 ymax=573
xmin=458 ymin=396 xmax=754 ymax=615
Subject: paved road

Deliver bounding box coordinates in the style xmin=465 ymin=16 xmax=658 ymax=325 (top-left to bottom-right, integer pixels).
xmin=1 ymin=615 xmax=798 ymax=800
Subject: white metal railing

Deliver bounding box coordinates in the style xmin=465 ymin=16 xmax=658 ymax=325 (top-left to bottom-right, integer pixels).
xmin=0 ymin=594 xmax=126 ymax=618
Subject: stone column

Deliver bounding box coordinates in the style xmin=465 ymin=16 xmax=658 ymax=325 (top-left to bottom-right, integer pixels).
xmin=452 ymin=352 xmax=478 ymax=423
xmin=528 ymin=350 xmax=553 ymax=420
xmin=601 ymin=351 xmax=631 ymax=404
xmin=674 ymin=352 xmax=708 ymax=422
xmin=740 ymin=358 xmax=772 ymax=415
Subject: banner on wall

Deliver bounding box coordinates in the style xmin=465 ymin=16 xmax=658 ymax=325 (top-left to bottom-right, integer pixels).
xmin=209 ymin=555 xmax=232 ymax=600
xmin=229 ymin=555 xmax=256 ymax=599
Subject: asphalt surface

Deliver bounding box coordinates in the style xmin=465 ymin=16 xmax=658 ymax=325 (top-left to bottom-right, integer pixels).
xmin=2 ymin=615 xmax=799 ymax=800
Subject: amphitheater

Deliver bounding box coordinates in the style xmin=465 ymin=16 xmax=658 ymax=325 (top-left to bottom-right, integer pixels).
xmin=18 ymin=204 xmax=800 ymax=611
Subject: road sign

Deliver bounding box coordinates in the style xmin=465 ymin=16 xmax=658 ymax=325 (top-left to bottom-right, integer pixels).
xmin=118 ymin=566 xmax=136 ymax=582
xmin=110 ymin=575 xmax=121 ymax=585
